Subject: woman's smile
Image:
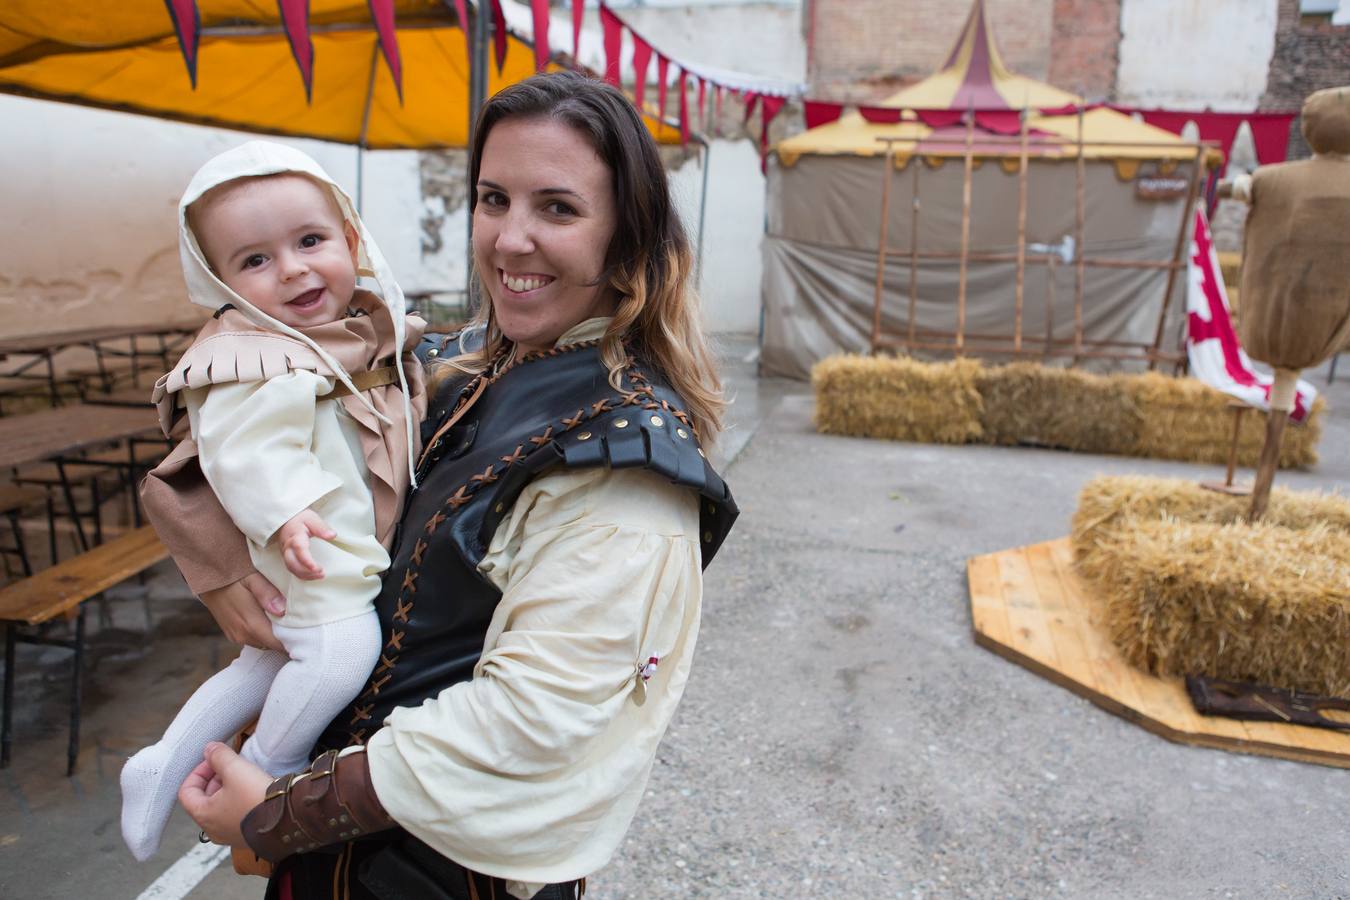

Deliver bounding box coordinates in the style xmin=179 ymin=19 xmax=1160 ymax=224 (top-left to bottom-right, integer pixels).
xmin=499 ymin=270 xmax=556 ymax=295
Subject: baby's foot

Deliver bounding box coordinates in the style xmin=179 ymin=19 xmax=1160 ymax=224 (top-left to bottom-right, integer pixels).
xmin=120 ymin=744 xmax=180 ymax=861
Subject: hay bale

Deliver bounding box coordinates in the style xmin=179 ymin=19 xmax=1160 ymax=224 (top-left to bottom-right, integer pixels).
xmin=976 ymin=363 xmax=1143 ymax=453
xmin=812 ymin=354 xmax=983 ymax=444
xmin=1073 ymin=475 xmax=1350 ymax=698
xmin=1129 ymin=372 xmax=1321 ymax=469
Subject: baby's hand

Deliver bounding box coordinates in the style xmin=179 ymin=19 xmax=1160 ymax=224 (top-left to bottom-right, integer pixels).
xmin=277 ymin=509 xmax=336 ymax=581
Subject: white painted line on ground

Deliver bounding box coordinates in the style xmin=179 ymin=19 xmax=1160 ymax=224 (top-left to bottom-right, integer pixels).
xmin=135 ymin=842 xmax=231 ymax=900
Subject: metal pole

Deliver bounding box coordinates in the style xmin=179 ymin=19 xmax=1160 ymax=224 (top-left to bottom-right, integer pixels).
xmin=1014 ymin=106 xmax=1029 ymax=353
xmin=465 ymin=0 xmax=491 ymax=311
xmin=906 ymin=158 xmax=920 ymax=349
xmin=356 ymin=42 xmax=379 ymax=215
xmin=1073 ymin=104 xmax=1086 ymax=361
xmin=1150 ymin=147 xmax=1204 ymax=369
xmin=956 ymin=105 xmax=975 ymax=356
xmin=871 ymin=145 xmax=896 ymax=353
xmin=694 ymin=134 xmax=710 ymax=290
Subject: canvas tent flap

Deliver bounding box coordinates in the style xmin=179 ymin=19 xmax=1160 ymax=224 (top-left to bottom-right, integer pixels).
xmin=0 ymin=0 xmax=681 ymax=148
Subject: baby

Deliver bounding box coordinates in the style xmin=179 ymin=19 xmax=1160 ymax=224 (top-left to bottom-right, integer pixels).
xmin=120 ymin=141 xmax=426 ymax=861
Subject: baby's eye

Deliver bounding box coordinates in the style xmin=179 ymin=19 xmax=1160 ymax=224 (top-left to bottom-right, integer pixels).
xmin=299 ymin=233 xmax=322 ymax=248
xmin=242 ymin=254 xmax=267 ymax=269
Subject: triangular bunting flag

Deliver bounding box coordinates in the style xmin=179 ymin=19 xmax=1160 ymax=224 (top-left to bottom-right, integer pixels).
xmin=531 ymin=0 xmax=550 ymax=73
xmin=678 ymin=69 xmax=689 ymax=146
xmin=452 ymin=0 xmax=470 ymax=60
xmin=572 ymin=0 xmax=584 ymax=60
xmin=632 ymin=34 xmax=652 ymax=109
xmin=759 ymin=94 xmax=785 ymax=173
xmin=277 ymin=0 xmax=315 ymax=102
xmin=697 ymin=77 xmax=707 ymax=132
xmin=366 ymin=0 xmax=403 ymax=102
xmin=599 ymin=3 xmax=622 ymax=86
xmin=492 ymin=0 xmax=508 ymax=73
xmin=657 ymin=55 xmax=669 ymax=122
xmin=163 ymin=0 xmax=201 ymax=88
xmin=803 ymin=101 xmax=843 ymax=129
xmin=743 ymin=91 xmax=759 ymax=124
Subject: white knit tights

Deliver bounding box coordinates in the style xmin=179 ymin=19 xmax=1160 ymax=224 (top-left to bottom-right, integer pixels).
xmin=120 ymin=611 xmax=381 ymax=861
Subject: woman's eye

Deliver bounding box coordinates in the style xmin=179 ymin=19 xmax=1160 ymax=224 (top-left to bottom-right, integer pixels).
xmin=299 ymin=233 xmax=322 ymax=248
xmin=545 ymin=200 xmax=577 ymax=216
xmin=480 ymin=191 xmax=507 ymax=208
xmin=243 ymin=254 xmax=267 ymax=269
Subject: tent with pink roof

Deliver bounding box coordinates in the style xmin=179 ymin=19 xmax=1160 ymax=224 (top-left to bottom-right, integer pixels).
xmin=761 ymin=0 xmax=1217 ymax=379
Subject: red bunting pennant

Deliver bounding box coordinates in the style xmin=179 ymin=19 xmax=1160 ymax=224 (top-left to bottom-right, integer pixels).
xmin=530 ymin=0 xmax=550 ymax=72
xmin=600 ymin=3 xmax=622 ymax=86
xmin=277 ymin=0 xmax=315 ymax=102
xmin=697 ymin=78 xmax=707 ymax=132
xmin=572 ymin=0 xmax=584 ymax=60
xmin=743 ymin=91 xmax=759 ymax=124
xmin=859 ymin=106 xmax=902 ymax=124
xmin=632 ymin=34 xmax=652 ymax=109
xmin=759 ymin=94 xmax=785 ymax=173
xmin=657 ymin=55 xmax=669 ymax=122
xmin=452 ymin=0 xmax=470 ymax=60
xmin=163 ymin=0 xmax=200 ymax=88
xmin=366 ymin=0 xmax=403 ymax=102
xmin=678 ymin=69 xmax=689 ymax=146
xmin=803 ymin=101 xmax=843 ymax=129
xmin=1248 ymin=114 xmax=1296 ymax=165
xmin=492 ymin=0 xmax=508 ymax=73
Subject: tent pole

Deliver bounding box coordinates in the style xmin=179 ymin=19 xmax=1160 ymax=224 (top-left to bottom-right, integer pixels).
xmin=906 ymin=157 xmax=920 ymax=349
xmin=871 ymin=143 xmax=896 ymax=354
xmin=1014 ymin=106 xmax=1029 ymax=353
xmin=1150 ymin=147 xmax=1204 ymax=370
xmin=956 ymin=105 xmax=975 ymax=357
xmin=1044 ymin=257 xmax=1056 ymax=363
xmin=694 ymin=134 xmax=710 ymax=291
xmin=1073 ymin=103 xmax=1086 ymax=364
xmin=356 ymin=42 xmax=379 ymax=216
xmin=464 ymin=0 xmax=491 ymax=313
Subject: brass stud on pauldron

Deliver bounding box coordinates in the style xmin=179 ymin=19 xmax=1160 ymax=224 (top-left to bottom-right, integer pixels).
xmin=677 ymin=428 xmax=689 ymax=439
xmin=578 ymin=431 xmax=592 ymax=441
xmin=614 ymin=419 xmax=629 ymax=429
xmin=650 ymin=415 xmax=664 ymax=427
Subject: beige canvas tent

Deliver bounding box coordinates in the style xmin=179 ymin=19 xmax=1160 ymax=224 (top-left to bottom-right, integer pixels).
xmin=761 ymin=0 xmax=1215 ymax=379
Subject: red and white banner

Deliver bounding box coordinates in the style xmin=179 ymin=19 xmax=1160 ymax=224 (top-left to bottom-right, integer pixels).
xmin=1186 ymin=209 xmax=1316 ymax=422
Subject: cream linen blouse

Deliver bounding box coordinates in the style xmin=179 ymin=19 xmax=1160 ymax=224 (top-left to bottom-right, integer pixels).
xmin=365 ymin=324 xmax=705 ymax=896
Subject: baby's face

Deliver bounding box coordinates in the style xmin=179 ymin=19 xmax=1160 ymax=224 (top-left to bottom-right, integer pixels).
xmin=192 ymin=174 xmax=359 ymax=328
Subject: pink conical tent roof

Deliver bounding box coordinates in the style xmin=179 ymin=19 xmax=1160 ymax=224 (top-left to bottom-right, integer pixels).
xmin=777 ymin=0 xmax=1197 ymax=166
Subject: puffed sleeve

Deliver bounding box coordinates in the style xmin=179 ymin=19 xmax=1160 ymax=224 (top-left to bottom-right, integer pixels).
xmin=187 ymin=371 xmax=343 ymax=545
xmin=364 ymin=466 xmax=703 ymax=886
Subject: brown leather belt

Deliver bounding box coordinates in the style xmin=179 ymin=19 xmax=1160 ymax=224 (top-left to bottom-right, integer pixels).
xmin=317 ymin=365 xmax=399 ymax=401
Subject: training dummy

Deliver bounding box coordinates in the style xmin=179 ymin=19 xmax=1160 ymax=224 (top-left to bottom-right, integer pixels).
xmin=1225 ymin=86 xmax=1350 ymax=518
xmin=120 ymin=141 xmax=426 ymax=860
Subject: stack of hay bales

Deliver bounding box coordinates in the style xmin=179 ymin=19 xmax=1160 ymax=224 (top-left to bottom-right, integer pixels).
xmin=811 ymin=355 xmax=983 ymax=444
xmin=1072 ymin=475 xmax=1350 ymax=698
xmin=812 ymin=355 xmax=1324 ymax=467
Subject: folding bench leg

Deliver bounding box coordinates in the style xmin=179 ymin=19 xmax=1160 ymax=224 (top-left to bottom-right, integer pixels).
xmin=67 ymin=605 xmax=87 ymax=776
xmin=2 ymin=622 xmax=14 ymax=768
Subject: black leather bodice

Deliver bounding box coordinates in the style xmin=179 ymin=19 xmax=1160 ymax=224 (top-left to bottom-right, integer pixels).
xmin=315 ymin=337 xmax=737 ymax=751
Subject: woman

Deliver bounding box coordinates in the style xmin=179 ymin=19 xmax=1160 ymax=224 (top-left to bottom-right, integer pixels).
xmin=145 ymin=71 xmax=738 ymax=899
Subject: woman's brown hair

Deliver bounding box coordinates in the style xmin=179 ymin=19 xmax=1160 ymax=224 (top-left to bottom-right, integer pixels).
xmin=431 ymin=70 xmax=724 ymax=439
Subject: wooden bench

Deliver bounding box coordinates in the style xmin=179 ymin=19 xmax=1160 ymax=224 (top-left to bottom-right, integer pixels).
xmin=0 ymin=525 xmax=168 ymax=774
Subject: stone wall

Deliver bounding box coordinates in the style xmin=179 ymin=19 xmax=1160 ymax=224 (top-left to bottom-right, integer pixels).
xmin=806 ymin=0 xmax=1054 ymax=101
xmin=1260 ymin=0 xmax=1350 ymax=159
xmin=1046 ymin=0 xmax=1121 ymax=101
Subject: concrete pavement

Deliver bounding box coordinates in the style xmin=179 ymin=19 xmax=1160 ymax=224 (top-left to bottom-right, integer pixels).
xmin=1 ymin=344 xmax=1345 ymax=899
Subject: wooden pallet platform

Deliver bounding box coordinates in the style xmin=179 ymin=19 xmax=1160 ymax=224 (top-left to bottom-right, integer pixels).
xmin=968 ymin=537 xmax=1350 ymax=769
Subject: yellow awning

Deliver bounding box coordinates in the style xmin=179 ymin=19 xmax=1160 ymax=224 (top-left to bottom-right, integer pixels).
xmin=0 ymin=0 xmax=680 ymax=148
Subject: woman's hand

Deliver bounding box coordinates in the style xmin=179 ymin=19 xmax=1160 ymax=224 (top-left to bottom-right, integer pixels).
xmin=179 ymin=742 xmax=272 ymax=848
xmin=199 ymin=573 xmax=286 ymax=651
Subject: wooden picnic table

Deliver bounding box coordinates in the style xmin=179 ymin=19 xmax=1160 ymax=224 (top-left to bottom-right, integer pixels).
xmin=0 ymin=403 xmax=160 ymax=471
xmin=0 ymin=323 xmax=191 ymax=357
xmin=0 ymin=323 xmax=195 ymax=406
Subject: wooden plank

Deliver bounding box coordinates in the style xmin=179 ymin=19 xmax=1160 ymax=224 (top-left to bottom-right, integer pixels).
xmin=968 ymin=537 xmax=1350 ymax=769
xmin=967 ymin=554 xmax=1012 ymax=648
xmin=0 ymin=526 xmax=167 ymax=624
xmin=0 ymin=404 xmax=158 ymax=469
xmin=996 ymin=550 xmax=1060 ymax=670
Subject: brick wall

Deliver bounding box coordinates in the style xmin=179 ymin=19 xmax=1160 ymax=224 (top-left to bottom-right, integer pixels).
xmin=807 ymin=0 xmax=1055 ymax=101
xmin=1046 ymin=0 xmax=1120 ymax=101
xmin=1259 ymin=0 xmax=1350 ymax=159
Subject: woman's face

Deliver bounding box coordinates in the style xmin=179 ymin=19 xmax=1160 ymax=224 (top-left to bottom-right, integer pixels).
xmin=473 ymin=117 xmax=619 ymax=354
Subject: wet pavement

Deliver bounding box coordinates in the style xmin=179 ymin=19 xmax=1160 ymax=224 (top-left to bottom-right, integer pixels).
xmin=0 ymin=344 xmax=1345 ymax=899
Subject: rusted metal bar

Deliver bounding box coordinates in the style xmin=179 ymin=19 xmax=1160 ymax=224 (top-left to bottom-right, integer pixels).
xmin=907 ymin=159 xmax=921 ymax=348
xmin=871 ymin=144 xmax=896 ymax=353
xmin=956 ymin=107 xmax=975 ymax=355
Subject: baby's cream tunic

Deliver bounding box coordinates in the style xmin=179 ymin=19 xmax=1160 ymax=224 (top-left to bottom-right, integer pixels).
xmin=187 ymin=371 xmax=389 ymax=628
